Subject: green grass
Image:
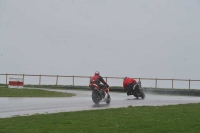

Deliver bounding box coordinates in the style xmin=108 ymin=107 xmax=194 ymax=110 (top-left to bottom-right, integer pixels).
xmin=0 ymin=88 xmax=75 ymax=97
xmin=24 ymin=84 xmax=69 ymax=89
xmin=1 ymin=103 xmax=200 ymax=133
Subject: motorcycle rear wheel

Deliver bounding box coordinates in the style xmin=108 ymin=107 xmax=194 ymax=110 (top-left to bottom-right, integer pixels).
xmin=92 ymin=91 xmax=101 ymax=104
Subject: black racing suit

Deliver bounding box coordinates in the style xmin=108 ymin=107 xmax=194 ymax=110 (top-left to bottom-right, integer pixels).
xmin=126 ymin=82 xmax=140 ymax=96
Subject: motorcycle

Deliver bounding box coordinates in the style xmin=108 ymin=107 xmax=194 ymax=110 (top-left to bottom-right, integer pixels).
xmin=89 ymin=84 xmax=111 ymax=104
xmin=129 ymin=82 xmax=145 ymax=99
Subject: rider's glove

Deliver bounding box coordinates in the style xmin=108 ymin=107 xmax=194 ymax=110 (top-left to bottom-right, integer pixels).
xmin=106 ymin=85 xmax=109 ymax=88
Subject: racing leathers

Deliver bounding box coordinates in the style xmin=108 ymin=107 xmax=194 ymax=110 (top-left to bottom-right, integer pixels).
xmin=90 ymin=75 xmax=109 ymax=90
xmin=123 ymin=77 xmax=137 ymax=96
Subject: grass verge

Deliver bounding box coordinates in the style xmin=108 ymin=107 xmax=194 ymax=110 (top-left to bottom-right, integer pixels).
xmin=0 ymin=88 xmax=75 ymax=97
xmin=0 ymin=103 xmax=200 ymax=133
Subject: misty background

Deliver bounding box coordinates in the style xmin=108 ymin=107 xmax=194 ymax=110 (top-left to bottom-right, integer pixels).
xmin=0 ymin=0 xmax=200 ymax=88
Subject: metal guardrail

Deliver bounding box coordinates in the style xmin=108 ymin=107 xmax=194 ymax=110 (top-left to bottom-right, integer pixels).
xmin=0 ymin=73 xmax=200 ymax=90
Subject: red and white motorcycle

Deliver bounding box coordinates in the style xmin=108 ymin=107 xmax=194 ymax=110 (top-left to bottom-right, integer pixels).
xmin=89 ymin=84 xmax=111 ymax=104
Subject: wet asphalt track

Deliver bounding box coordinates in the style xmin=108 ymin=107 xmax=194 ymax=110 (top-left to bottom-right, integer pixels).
xmin=1 ymin=89 xmax=200 ymax=118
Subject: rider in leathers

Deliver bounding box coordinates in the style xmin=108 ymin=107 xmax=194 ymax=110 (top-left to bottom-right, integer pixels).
xmin=123 ymin=77 xmax=137 ymax=96
xmin=90 ymin=71 xmax=109 ymax=91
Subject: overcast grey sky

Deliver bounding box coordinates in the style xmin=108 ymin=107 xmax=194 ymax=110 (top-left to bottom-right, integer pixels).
xmin=0 ymin=0 xmax=200 ymax=83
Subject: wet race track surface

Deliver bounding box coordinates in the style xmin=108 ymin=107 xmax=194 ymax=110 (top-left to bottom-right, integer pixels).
xmin=1 ymin=89 xmax=200 ymax=118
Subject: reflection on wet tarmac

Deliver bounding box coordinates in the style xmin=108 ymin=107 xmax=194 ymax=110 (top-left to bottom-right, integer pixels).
xmin=1 ymin=89 xmax=200 ymax=118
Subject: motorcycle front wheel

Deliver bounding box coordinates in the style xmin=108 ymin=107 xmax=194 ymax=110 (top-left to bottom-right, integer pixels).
xmin=138 ymin=88 xmax=145 ymax=99
xmin=106 ymin=93 xmax=111 ymax=104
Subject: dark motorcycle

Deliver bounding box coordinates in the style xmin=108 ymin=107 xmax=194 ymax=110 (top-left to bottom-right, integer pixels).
xmin=89 ymin=84 xmax=111 ymax=104
xmin=130 ymin=83 xmax=145 ymax=99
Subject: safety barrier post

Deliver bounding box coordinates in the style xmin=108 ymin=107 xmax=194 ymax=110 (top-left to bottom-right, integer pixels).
xmin=56 ymin=75 xmax=58 ymax=86
xmin=155 ymin=78 xmax=157 ymax=88
xmin=138 ymin=78 xmax=141 ymax=86
xmin=189 ymin=79 xmax=190 ymax=90
xmin=72 ymin=75 xmax=74 ymax=86
xmin=172 ymin=79 xmax=174 ymax=89
xmin=6 ymin=73 xmax=8 ymax=85
xmin=39 ymin=75 xmax=41 ymax=86
xmin=22 ymin=74 xmax=25 ymax=84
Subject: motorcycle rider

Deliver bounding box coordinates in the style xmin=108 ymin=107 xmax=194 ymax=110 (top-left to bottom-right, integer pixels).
xmin=90 ymin=71 xmax=109 ymax=94
xmin=123 ymin=77 xmax=137 ymax=96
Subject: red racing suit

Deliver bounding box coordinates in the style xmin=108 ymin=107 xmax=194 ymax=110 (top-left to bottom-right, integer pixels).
xmin=123 ymin=78 xmax=137 ymax=90
xmin=90 ymin=75 xmax=109 ymax=89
